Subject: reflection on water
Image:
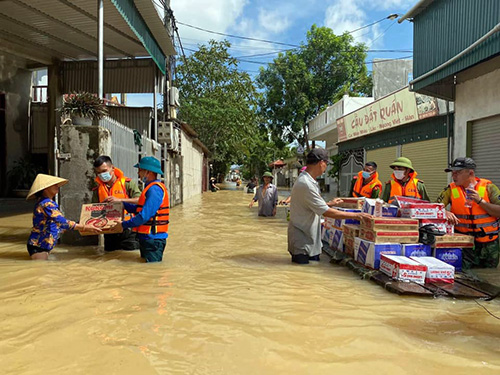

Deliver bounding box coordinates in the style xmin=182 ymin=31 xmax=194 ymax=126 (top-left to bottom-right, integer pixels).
xmin=1 ymin=186 xmax=499 ymax=374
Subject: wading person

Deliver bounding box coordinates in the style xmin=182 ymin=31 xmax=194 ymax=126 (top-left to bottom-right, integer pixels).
xmin=349 ymin=161 xmax=382 ymax=198
xmin=26 ymin=174 xmax=101 ymax=260
xmin=438 ymin=157 xmax=500 ymax=269
xmin=112 ymin=157 xmax=169 ymax=263
xmin=288 ymin=148 xmax=371 ymax=264
xmin=209 ymin=177 xmax=220 ymax=192
xmin=248 ymin=171 xmax=278 ymax=217
xmin=93 ymin=155 xmax=141 ymax=252
xmin=381 ymin=157 xmax=430 ymax=203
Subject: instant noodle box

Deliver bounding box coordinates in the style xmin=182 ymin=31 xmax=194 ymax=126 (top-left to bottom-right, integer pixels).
xmin=360 ymin=228 xmax=420 ymax=244
xmin=411 ymin=256 xmax=455 ymax=283
xmin=380 ymin=255 xmax=427 ymax=284
xmin=334 ymin=197 xmax=365 ymax=209
xmin=434 ymin=234 xmax=474 ymax=248
xmin=360 ymin=216 xmax=419 ymax=231
xmin=79 ymin=202 xmax=124 ymax=236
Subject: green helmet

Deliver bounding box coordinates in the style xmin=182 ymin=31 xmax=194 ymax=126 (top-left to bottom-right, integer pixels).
xmin=262 ymin=171 xmax=273 ymax=178
xmin=390 ymin=157 xmax=414 ymax=170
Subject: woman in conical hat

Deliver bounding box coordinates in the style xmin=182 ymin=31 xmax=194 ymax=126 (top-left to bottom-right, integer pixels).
xmin=26 ymin=174 xmax=100 ymax=260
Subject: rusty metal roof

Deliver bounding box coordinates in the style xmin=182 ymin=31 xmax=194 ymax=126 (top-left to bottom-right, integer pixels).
xmin=0 ymin=0 xmax=175 ymax=67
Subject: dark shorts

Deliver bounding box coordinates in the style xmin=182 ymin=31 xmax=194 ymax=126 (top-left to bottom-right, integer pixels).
xmin=139 ymin=238 xmax=166 ymax=263
xmin=27 ymin=244 xmax=50 ymax=256
xmin=104 ymin=228 xmax=140 ymax=251
xmin=462 ymin=239 xmax=500 ymax=269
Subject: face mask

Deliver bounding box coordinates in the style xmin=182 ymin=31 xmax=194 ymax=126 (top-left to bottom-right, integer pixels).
xmin=362 ymin=171 xmax=372 ymax=179
xmin=394 ymin=170 xmax=405 ymax=180
xmin=98 ymin=171 xmax=112 ymax=182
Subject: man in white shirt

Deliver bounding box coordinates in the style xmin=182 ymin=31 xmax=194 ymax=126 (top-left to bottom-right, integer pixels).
xmin=288 ymin=148 xmax=370 ymax=264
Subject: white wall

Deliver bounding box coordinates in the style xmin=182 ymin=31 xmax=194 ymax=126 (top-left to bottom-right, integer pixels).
xmin=454 ymin=67 xmax=500 ymax=158
xmin=181 ymin=130 xmax=204 ymax=201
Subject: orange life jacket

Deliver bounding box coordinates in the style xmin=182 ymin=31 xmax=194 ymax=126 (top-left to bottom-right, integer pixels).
xmin=95 ymin=168 xmax=133 ymax=220
xmin=352 ymin=171 xmax=382 ymax=198
xmin=388 ymin=171 xmax=422 ymax=204
xmin=449 ymin=178 xmax=499 ymax=243
xmin=134 ymin=181 xmax=170 ymax=235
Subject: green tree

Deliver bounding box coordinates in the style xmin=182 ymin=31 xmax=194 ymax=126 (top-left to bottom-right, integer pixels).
xmin=257 ymin=25 xmax=372 ymax=148
xmin=175 ymin=40 xmax=260 ymax=177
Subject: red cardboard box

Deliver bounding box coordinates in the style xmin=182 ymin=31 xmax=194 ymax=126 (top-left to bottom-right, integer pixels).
xmin=380 ymin=255 xmax=427 ymax=284
xmin=79 ymin=202 xmax=123 ymax=236
xmin=360 ymin=216 xmax=419 ymax=231
xmin=434 ymin=234 xmax=474 ymax=248
xmin=420 ymin=219 xmax=454 ymax=235
xmin=400 ymin=203 xmax=446 ymax=219
xmin=360 ymin=228 xmax=419 ymax=243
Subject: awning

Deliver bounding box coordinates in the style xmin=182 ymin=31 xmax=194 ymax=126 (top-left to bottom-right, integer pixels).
xmin=0 ymin=0 xmax=175 ymax=73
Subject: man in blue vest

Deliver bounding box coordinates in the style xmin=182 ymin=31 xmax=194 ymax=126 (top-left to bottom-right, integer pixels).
xmin=113 ymin=157 xmax=169 ymax=263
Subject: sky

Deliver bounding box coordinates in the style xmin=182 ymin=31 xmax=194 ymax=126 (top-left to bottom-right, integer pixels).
xmin=132 ymin=0 xmax=418 ymax=106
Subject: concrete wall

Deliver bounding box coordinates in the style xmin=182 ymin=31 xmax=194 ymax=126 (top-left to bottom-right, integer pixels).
xmin=180 ymin=130 xmax=203 ymax=201
xmin=454 ymin=67 xmax=500 ymax=158
xmin=58 ymin=125 xmax=112 ymax=244
xmin=373 ymin=59 xmax=413 ymax=100
xmin=0 ymin=54 xmax=31 ymax=184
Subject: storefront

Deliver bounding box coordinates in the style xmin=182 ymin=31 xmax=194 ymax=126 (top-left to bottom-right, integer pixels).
xmin=337 ymin=87 xmax=452 ymax=201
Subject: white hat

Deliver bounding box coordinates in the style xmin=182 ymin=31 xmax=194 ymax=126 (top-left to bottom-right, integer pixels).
xmin=26 ymin=174 xmax=68 ymax=200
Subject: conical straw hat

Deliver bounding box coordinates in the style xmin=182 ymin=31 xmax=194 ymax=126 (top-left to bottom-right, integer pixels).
xmin=26 ymin=174 xmax=69 ymax=200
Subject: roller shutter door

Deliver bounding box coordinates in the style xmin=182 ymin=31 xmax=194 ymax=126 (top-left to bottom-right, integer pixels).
xmin=471 ymin=116 xmax=500 ymax=187
xmin=401 ymin=138 xmax=448 ymax=201
xmin=366 ymin=146 xmax=398 ymax=187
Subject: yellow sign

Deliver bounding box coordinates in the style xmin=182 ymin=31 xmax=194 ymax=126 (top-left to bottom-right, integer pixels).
xmin=337 ymin=87 xmax=437 ymax=142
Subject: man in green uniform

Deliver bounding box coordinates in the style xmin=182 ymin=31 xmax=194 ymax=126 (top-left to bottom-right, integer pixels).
xmin=381 ymin=157 xmax=430 ymax=203
xmin=437 ymin=157 xmax=500 ymax=269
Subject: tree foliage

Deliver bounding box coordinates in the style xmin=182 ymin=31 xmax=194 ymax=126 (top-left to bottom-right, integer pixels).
xmin=175 ymin=40 xmax=260 ymax=177
xmin=257 ymin=25 xmax=372 ymax=148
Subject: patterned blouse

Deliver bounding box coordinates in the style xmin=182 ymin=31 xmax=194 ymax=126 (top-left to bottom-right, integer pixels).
xmin=28 ymin=198 xmax=76 ymax=250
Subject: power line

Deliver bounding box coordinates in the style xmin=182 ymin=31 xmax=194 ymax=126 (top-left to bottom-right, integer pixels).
xmin=475 ymin=299 xmax=500 ymax=320
xmin=176 ymin=21 xmax=300 ymax=47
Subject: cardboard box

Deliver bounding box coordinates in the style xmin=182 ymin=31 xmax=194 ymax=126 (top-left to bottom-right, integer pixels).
xmin=420 ymin=219 xmax=454 ymax=235
xmin=356 ymin=238 xmax=401 ymax=269
xmin=433 ymin=248 xmax=462 ymax=271
xmin=380 ymin=255 xmax=428 ymax=284
xmin=362 ymin=198 xmax=384 ymax=216
xmin=360 ymin=216 xmax=419 ymax=231
xmin=360 ymin=228 xmax=420 ymax=244
xmin=434 ymin=234 xmax=474 ymax=248
xmin=79 ymin=202 xmax=123 ymax=236
xmin=411 ymin=256 xmax=455 ymax=283
xmin=400 ymin=203 xmax=446 ymax=219
xmin=342 ymin=224 xmax=360 ymax=238
xmin=335 ymin=197 xmax=365 ymax=209
xmin=344 ymin=235 xmax=355 ymax=257
xmin=330 ymin=228 xmax=344 ymax=252
xmin=392 ymin=196 xmax=430 ymax=208
xmin=401 ymin=243 xmax=432 ymax=257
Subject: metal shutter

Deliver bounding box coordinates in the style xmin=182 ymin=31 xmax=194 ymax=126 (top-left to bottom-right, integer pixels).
xmin=366 ymin=146 xmax=399 ymax=186
xmin=471 ymin=116 xmax=500 ymax=187
xmin=401 ymin=138 xmax=449 ymax=201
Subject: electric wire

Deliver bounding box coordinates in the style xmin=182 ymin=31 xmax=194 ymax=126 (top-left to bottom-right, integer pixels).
xmin=474 ymin=299 xmax=500 ymax=320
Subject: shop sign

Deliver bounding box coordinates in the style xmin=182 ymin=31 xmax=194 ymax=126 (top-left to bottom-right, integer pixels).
xmin=337 ymin=87 xmax=439 ymax=142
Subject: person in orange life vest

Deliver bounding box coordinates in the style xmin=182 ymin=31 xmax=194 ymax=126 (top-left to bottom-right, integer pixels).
xmin=437 ymin=157 xmax=500 ymax=269
xmin=381 ymin=157 xmax=430 ymax=203
xmin=92 ymin=155 xmax=141 ymax=252
xmin=349 ymin=161 xmax=382 ymax=198
xmin=112 ymin=157 xmax=169 ymax=263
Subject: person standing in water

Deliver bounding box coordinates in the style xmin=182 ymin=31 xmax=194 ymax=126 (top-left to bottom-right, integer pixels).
xmin=249 ymin=172 xmax=278 ymax=217
xmin=26 ymin=174 xmax=101 ymax=260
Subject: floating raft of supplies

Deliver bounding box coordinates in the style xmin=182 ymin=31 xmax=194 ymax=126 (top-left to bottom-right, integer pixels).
xmin=322 ymin=245 xmax=500 ymax=299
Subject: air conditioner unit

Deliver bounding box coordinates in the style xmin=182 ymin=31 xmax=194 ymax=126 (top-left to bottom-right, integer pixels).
xmin=169 ymin=86 xmax=180 ymax=107
xmin=158 ymin=121 xmax=180 ymax=152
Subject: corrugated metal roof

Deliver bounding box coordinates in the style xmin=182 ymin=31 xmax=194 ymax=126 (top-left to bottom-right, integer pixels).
xmin=0 ymin=0 xmax=174 ymax=69
xmin=61 ymin=59 xmax=158 ymax=93
xmin=411 ymin=0 xmax=500 ymax=96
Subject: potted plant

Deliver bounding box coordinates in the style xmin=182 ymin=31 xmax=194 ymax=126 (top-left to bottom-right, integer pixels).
xmin=58 ymin=91 xmax=108 ymax=125
xmin=7 ymin=157 xmax=43 ymax=198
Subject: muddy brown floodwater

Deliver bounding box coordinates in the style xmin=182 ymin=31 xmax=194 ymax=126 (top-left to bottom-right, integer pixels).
xmin=0 ymin=187 xmax=499 ymax=374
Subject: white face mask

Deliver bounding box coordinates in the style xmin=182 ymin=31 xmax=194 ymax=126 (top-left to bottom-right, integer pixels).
xmin=393 ymin=170 xmax=405 ymax=180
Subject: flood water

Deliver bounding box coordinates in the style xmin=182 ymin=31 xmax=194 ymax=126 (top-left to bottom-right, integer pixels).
xmin=0 ymin=187 xmax=499 ymax=374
